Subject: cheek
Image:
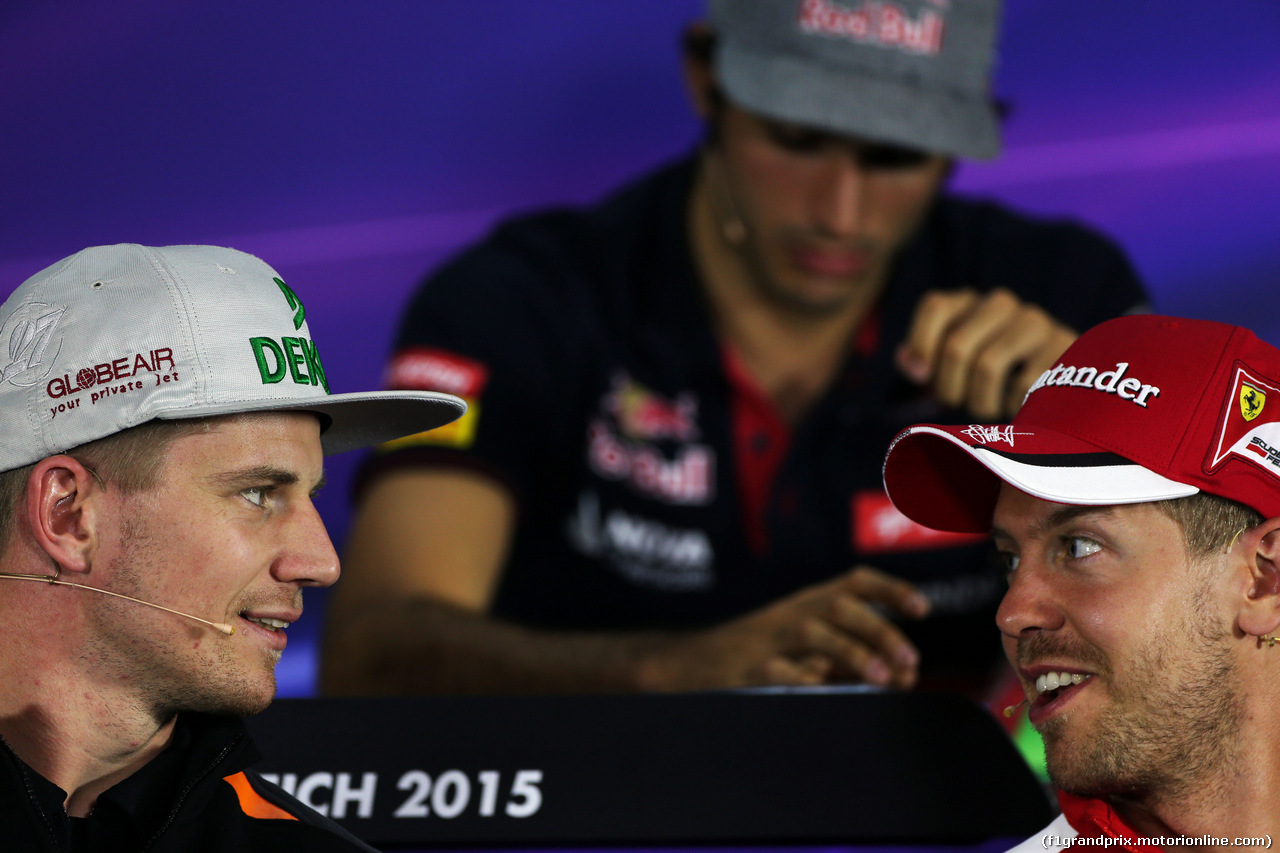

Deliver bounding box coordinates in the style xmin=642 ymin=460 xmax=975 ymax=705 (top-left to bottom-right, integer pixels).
xmin=732 ymin=147 xmax=816 ymax=221
xmin=169 ymin=523 xmax=262 ymax=591
xmin=1069 ymin=592 xmax=1166 ymax=667
xmin=1073 ymin=608 xmax=1125 ymax=658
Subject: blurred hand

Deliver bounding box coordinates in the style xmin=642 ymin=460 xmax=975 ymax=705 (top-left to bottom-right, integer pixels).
xmin=655 ymin=566 xmax=930 ymax=690
xmin=895 ymin=288 xmax=1077 ymax=419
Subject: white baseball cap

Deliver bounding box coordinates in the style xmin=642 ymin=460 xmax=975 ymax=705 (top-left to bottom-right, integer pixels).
xmin=0 ymin=243 xmax=465 ymax=473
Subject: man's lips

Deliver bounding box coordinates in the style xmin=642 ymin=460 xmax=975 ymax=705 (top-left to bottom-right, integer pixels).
xmin=237 ymin=610 xmax=299 ymax=649
xmin=1021 ymin=665 xmax=1095 ymax=724
xmin=789 ymin=246 xmax=870 ymax=277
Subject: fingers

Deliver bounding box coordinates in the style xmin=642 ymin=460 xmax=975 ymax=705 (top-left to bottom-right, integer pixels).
xmin=1006 ymin=323 xmax=1077 ymax=413
xmin=896 ymin=289 xmax=979 ymax=385
xmin=843 ymin=565 xmax=931 ymax=619
xmin=810 ymin=598 xmax=920 ymax=688
xmin=963 ymin=301 xmax=1076 ymax=418
xmin=896 ymin=288 xmax=1078 ymax=420
xmin=929 ymin=290 xmax=1022 ymax=415
xmin=757 ymin=654 xmax=833 ymax=687
xmin=703 ymin=568 xmax=930 ymax=690
xmin=776 ymin=570 xmax=928 ymax=689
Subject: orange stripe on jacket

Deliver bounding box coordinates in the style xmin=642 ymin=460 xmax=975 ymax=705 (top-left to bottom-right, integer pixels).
xmin=223 ymin=772 xmax=299 ymax=821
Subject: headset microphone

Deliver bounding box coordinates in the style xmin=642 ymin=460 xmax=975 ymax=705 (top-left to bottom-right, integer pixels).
xmin=711 ymin=151 xmax=748 ymax=246
xmin=1003 ymin=699 xmax=1030 ymax=718
xmin=0 ymin=569 xmax=235 ymax=635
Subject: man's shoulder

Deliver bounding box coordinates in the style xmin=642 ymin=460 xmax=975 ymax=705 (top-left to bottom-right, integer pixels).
xmin=397 ymin=155 xmax=700 ymax=352
xmin=221 ymin=769 xmax=380 ymax=851
xmin=1005 ymin=812 xmax=1076 ymax=853
xmin=166 ymin=714 xmax=379 ymax=852
xmin=919 ymin=193 xmax=1148 ymax=320
xmin=933 ymin=194 xmax=1128 ymax=256
xmin=426 ymin=156 xmax=695 ymax=299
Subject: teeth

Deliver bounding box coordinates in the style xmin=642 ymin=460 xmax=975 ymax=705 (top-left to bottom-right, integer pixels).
xmin=1035 ymin=671 xmax=1090 ymax=695
xmin=245 ymin=616 xmax=289 ymax=631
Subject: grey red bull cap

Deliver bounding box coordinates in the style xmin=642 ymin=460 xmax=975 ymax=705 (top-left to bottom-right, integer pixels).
xmin=0 ymin=243 xmax=466 ymax=474
xmin=708 ymin=0 xmax=1003 ymax=160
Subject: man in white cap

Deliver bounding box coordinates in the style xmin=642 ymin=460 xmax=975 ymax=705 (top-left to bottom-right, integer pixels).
xmin=882 ymin=314 xmax=1280 ymax=849
xmin=0 ymin=244 xmax=463 ymax=851
xmin=323 ymin=0 xmax=1149 ymax=697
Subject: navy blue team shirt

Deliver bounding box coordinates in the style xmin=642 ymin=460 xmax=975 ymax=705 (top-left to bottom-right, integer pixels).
xmin=360 ymin=156 xmax=1149 ymax=688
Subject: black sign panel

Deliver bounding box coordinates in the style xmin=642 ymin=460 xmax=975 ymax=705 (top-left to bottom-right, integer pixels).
xmin=245 ymin=689 xmax=1051 ymax=848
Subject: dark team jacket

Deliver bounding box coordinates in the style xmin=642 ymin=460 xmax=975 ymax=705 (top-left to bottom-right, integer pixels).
xmin=0 ymin=713 xmax=376 ymax=853
xmin=364 ymin=155 xmax=1149 ymax=687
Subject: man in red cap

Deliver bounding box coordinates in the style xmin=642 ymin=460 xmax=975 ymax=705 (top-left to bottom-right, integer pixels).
xmin=883 ymin=314 xmax=1280 ymax=849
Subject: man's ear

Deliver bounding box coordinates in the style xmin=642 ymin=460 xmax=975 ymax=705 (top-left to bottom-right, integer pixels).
xmin=680 ymin=22 xmax=718 ymax=121
xmin=1236 ymin=518 xmax=1280 ymax=639
xmin=25 ymin=456 xmax=104 ymax=575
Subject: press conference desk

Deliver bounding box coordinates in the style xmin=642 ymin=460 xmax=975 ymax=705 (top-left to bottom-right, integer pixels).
xmin=245 ymin=688 xmax=1051 ymax=851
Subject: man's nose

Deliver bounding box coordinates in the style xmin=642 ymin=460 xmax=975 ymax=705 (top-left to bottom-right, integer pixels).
xmin=997 ymin=559 xmax=1065 ymax=641
xmin=813 ymin=150 xmax=866 ymax=238
xmin=272 ymin=499 xmax=341 ymax=588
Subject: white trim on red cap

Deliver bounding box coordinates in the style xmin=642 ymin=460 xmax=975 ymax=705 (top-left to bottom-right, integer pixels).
xmin=909 ymin=425 xmax=1200 ymax=506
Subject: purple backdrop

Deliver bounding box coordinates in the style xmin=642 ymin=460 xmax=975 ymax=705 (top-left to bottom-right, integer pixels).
xmin=3 ymin=1 xmax=1278 ymax=696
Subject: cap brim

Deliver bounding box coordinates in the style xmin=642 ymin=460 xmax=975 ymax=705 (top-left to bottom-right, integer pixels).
xmin=882 ymin=424 xmax=1199 ymax=533
xmin=716 ymin=42 xmax=1001 ymax=160
xmin=161 ymin=390 xmax=467 ymax=457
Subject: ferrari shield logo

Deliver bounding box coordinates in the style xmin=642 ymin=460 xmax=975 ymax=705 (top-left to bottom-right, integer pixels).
xmin=1241 ymin=383 xmax=1266 ymax=422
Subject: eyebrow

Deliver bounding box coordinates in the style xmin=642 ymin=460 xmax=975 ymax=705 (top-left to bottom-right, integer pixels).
xmin=991 ymin=504 xmax=1117 ymax=541
xmin=210 ymin=466 xmax=327 ymax=493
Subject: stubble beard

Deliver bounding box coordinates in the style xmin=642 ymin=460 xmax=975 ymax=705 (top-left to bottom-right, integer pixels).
xmin=1034 ymin=595 xmax=1242 ymax=803
xmin=85 ymin=517 xmax=278 ymax=722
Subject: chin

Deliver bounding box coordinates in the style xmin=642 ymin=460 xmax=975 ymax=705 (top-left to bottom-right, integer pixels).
xmin=234 ymin=672 xmax=279 ymax=717
xmin=1049 ymin=764 xmax=1144 ymax=800
xmin=767 ymin=280 xmax=862 ymax=317
xmin=783 ymin=265 xmax=878 ymax=311
xmin=182 ymin=669 xmax=278 ymax=718
xmin=233 ymin=694 xmax=277 ymax=718
xmin=204 ymin=689 xmax=276 ymax=718
xmin=1042 ymin=727 xmax=1145 ymax=799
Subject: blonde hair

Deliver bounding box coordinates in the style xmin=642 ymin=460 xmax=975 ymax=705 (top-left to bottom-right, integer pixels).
xmin=1154 ymin=492 xmax=1264 ymax=557
xmin=0 ymin=419 xmax=212 ymax=556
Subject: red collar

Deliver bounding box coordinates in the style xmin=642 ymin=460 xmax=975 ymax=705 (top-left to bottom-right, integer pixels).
xmin=1058 ymin=791 xmax=1163 ymax=853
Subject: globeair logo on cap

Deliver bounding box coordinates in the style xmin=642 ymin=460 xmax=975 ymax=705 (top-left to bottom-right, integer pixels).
xmin=1209 ymin=367 xmax=1280 ymax=474
xmin=249 ymin=278 xmax=329 ymax=393
xmin=3 ymin=301 xmax=179 ymax=422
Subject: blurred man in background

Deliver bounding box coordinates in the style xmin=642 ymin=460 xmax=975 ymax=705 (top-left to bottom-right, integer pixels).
xmin=322 ymin=0 xmax=1148 ymax=696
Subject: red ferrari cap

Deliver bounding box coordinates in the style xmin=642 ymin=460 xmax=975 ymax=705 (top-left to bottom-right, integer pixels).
xmin=882 ymin=314 xmax=1280 ymax=533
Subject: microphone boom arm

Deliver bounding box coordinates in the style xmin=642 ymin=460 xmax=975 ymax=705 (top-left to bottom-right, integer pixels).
xmin=0 ymin=568 xmax=235 ymax=635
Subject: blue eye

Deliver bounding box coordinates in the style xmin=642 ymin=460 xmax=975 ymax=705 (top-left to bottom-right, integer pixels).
xmin=1066 ymin=537 xmax=1102 ymax=559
